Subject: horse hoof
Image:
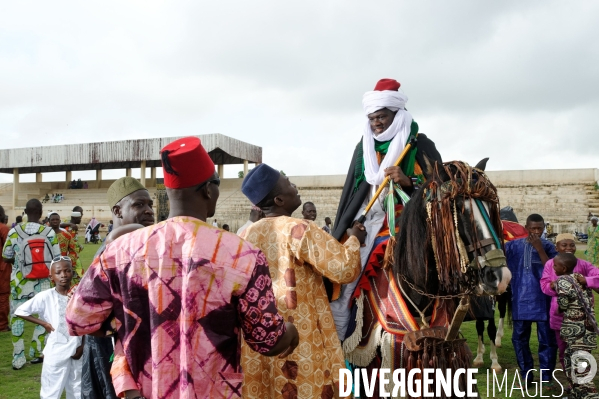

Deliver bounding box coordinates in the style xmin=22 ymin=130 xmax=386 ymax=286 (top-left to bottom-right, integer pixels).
xmin=473 ymin=357 xmax=484 ymax=367
xmin=495 ymin=338 xmax=502 ymax=348
xmin=491 ymin=364 xmax=503 ymax=374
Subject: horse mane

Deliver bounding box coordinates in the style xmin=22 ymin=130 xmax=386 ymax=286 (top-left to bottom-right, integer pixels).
xmin=393 ymin=161 xmax=502 ymax=295
xmin=393 ymin=165 xmax=440 ymax=294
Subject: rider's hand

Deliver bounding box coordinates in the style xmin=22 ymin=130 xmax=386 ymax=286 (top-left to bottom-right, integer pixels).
xmin=384 ymin=166 xmax=412 ymax=188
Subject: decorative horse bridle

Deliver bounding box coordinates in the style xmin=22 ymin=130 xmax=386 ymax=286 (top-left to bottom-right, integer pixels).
xmin=397 ymin=162 xmax=506 ymax=337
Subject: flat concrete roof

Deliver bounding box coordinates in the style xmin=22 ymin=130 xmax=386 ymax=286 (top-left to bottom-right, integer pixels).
xmin=0 ymin=134 xmax=262 ymax=174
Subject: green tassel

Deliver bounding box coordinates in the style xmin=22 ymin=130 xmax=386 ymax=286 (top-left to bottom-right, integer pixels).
xmin=386 ymin=180 xmax=397 ymax=238
xmin=393 ymin=184 xmax=411 ymax=206
xmin=386 ymin=182 xmax=412 ymax=238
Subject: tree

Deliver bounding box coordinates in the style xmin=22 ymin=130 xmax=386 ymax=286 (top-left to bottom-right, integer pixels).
xmin=238 ymin=171 xmax=244 ymax=178
xmin=280 ymin=170 xmax=286 ymax=176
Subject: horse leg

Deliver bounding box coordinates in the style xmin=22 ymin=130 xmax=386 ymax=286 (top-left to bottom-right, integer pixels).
xmin=473 ymin=320 xmax=485 ymax=367
xmin=486 ymin=318 xmax=502 ymax=373
xmin=495 ymin=293 xmax=507 ymax=347
xmin=489 ymin=342 xmax=502 ymax=374
xmin=495 ymin=318 xmax=504 ymax=347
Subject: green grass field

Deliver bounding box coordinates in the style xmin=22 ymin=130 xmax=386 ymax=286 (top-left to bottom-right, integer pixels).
xmin=0 ymin=246 xmax=597 ymax=398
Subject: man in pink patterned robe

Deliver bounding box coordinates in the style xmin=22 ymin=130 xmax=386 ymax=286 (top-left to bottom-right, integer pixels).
xmin=66 ymin=137 xmax=298 ymax=399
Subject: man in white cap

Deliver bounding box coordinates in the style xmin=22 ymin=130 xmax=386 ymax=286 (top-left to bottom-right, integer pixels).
xmin=330 ymin=78 xmax=443 ymax=342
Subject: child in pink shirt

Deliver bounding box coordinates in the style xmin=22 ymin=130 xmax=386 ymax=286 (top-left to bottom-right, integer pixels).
xmin=540 ymin=233 xmax=599 ymax=367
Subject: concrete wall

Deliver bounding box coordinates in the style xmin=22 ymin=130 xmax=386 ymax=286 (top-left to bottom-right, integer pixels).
xmin=2 ymin=169 xmax=599 ymax=234
xmin=0 ymin=182 xmax=159 ymax=227
xmin=212 ymin=169 xmax=599 ymax=234
xmin=486 ymin=168 xmax=599 ymax=185
xmin=211 ymin=178 xmax=343 ymax=233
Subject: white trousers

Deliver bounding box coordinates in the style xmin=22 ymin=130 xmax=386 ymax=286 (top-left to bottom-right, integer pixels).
xmin=40 ymin=357 xmax=82 ymax=399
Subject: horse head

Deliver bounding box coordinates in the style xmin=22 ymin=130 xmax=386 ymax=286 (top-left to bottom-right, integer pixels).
xmin=394 ymin=158 xmax=511 ymax=315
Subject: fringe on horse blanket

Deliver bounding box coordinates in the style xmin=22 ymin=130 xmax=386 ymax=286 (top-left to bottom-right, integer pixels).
xmin=343 ymin=239 xmax=454 ymax=368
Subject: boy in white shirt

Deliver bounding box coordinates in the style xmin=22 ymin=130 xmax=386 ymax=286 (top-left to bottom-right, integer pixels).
xmin=15 ymin=256 xmax=83 ymax=399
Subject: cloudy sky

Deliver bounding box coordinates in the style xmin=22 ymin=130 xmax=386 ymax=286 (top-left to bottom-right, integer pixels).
xmin=1 ymin=0 xmax=598 ymax=182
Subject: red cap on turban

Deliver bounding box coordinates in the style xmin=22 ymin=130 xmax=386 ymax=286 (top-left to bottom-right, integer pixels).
xmin=160 ymin=137 xmax=215 ymax=189
xmin=373 ymin=79 xmax=401 ymax=91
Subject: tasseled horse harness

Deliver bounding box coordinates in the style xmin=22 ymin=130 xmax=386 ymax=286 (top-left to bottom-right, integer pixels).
xmin=397 ymin=161 xmax=506 ymax=394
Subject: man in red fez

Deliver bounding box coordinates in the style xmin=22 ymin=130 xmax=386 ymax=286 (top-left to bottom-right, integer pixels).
xmin=67 ymin=136 xmax=298 ymax=399
xmin=330 ymin=80 xmax=443 ymax=387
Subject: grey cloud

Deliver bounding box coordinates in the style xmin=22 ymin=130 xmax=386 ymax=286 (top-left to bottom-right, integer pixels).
xmin=0 ymin=0 xmax=597 ymax=180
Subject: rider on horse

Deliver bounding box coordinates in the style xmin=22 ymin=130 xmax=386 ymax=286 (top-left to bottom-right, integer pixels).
xmin=331 ymin=79 xmax=511 ymax=397
xmin=330 ymin=78 xmax=442 ymax=342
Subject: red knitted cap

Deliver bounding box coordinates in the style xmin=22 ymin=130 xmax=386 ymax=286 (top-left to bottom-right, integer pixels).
xmin=373 ymin=79 xmax=401 ymax=91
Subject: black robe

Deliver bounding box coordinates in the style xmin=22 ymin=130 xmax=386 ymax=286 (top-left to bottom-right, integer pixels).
xmin=81 ymin=243 xmax=118 ymax=399
xmin=332 ymin=133 xmax=443 ymax=241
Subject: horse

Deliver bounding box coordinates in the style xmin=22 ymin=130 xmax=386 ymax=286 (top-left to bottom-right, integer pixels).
xmin=468 ymin=296 xmax=501 ymax=372
xmin=462 ymin=206 xmax=526 ymax=373
xmin=495 ymin=290 xmax=510 ymax=347
xmin=343 ymin=159 xmax=511 ymax=397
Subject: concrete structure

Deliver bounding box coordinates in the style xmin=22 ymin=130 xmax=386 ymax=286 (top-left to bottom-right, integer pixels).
xmin=210 ymin=175 xmax=346 ymax=232
xmin=486 ymin=168 xmax=599 ymax=234
xmin=0 ymin=180 xmax=159 ymax=231
xmin=1 ymin=138 xmax=597 ymax=235
xmin=210 ymin=169 xmax=599 ymax=234
xmin=0 ymin=134 xmax=262 ymax=220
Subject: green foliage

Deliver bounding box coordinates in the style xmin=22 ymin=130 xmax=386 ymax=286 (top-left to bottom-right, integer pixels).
xmin=280 ymin=170 xmax=286 ymax=176
xmin=594 ymin=182 xmax=599 ymax=191
xmin=239 ymin=168 xmax=253 ymax=179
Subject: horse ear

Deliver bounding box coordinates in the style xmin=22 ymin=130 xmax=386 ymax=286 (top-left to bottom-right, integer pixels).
xmin=474 ymin=157 xmax=489 ymax=171
xmin=421 ymin=154 xmax=436 ymax=180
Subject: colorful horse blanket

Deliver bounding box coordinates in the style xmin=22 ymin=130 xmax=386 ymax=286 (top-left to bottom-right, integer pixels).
xmin=343 ymin=240 xmax=455 ymax=396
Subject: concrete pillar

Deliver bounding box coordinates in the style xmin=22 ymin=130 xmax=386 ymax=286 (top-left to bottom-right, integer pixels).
xmin=35 ymin=172 xmax=42 ymax=183
xmin=243 ymin=160 xmax=249 ymax=177
xmin=126 ymin=168 xmax=132 ymax=177
xmin=12 ymin=168 xmax=19 ymax=218
xmin=96 ymin=169 xmax=102 ymax=189
xmin=150 ymin=167 xmax=156 ymax=186
xmin=140 ymin=160 xmax=146 ymax=187
xmin=217 ymin=164 xmax=224 ymax=178
xmin=66 ymin=171 xmax=72 ymax=189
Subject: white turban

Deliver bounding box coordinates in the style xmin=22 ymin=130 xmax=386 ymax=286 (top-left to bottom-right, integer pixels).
xmin=361 ymin=90 xmax=413 ymax=186
xmin=362 ymin=90 xmax=408 ymax=116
